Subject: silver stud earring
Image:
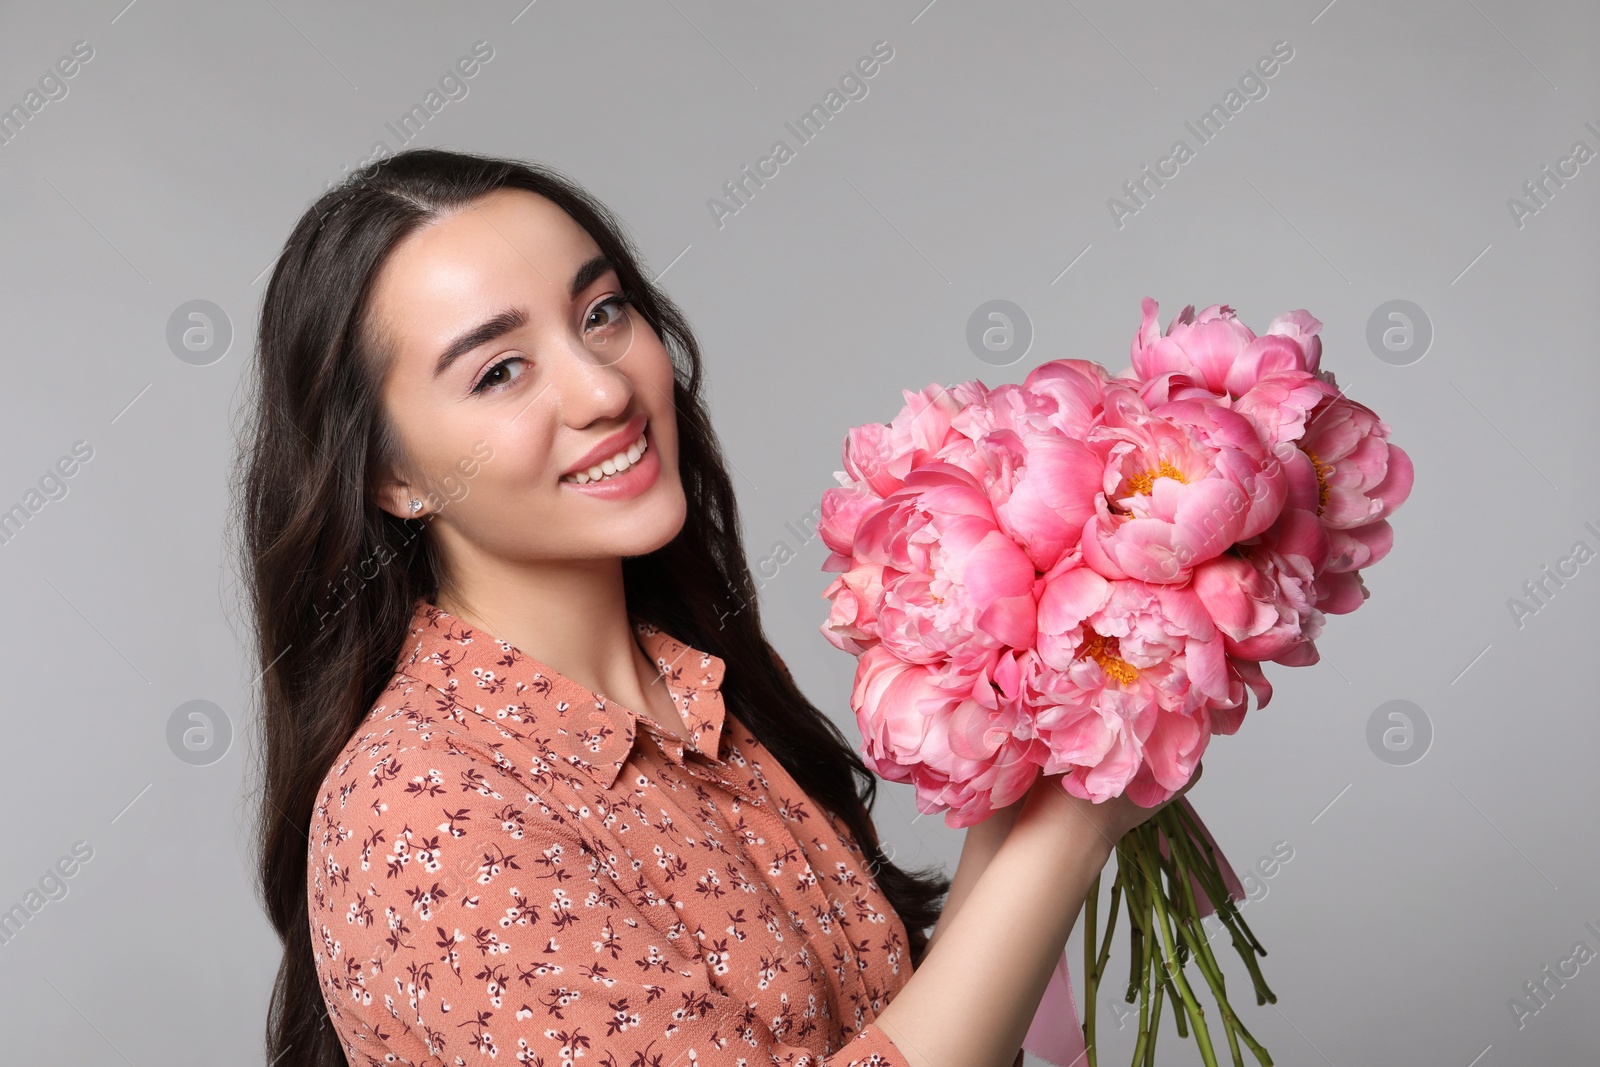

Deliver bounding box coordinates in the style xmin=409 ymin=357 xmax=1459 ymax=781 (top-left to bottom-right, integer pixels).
xmin=409 ymin=498 xmax=423 ymax=514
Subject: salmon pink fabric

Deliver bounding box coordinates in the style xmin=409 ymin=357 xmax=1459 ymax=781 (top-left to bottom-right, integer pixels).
xmin=307 ymin=597 xmax=918 ymax=1065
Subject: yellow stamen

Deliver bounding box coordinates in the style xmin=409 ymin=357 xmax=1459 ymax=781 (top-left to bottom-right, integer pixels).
xmin=1301 ymin=446 xmax=1333 ymax=515
xmin=1078 ymin=625 xmax=1138 ymax=686
xmin=1125 ymin=459 xmax=1187 ymax=497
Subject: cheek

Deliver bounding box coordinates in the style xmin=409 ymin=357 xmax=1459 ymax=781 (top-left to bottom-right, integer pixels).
xmin=636 ymin=335 xmax=679 ymax=444
xmin=445 ymin=413 xmax=555 ymax=503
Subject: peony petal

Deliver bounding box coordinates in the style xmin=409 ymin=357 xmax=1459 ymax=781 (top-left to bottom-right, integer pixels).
xmin=1265 ymin=308 xmax=1323 ymax=374
xmin=976 ymin=594 xmax=1039 ymax=650
xmin=946 ymin=696 xmax=1000 ymax=761
xmin=1315 ymin=569 xmax=1368 ymax=614
xmin=1232 ymin=657 xmax=1272 ymax=710
xmin=1038 ymin=566 xmax=1113 ymax=634
xmin=1191 ymin=556 xmax=1261 ymax=634
xmin=1186 ymin=635 xmax=1230 ymax=703
xmin=1224 ymin=334 xmax=1308 ymax=397
xmin=1370 ymin=443 xmax=1415 ymax=518
xmin=1327 ymin=520 xmax=1394 ymax=572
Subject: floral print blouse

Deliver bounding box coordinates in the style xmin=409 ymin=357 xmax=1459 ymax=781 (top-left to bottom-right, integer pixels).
xmin=307 ymin=597 xmax=916 ymax=1066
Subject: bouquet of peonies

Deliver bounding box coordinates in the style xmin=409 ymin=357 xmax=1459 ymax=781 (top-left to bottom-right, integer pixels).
xmin=817 ymin=298 xmax=1412 ymax=1066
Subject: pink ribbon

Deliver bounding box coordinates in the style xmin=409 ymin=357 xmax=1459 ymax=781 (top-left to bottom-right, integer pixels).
xmin=1020 ymin=797 xmax=1247 ymax=1067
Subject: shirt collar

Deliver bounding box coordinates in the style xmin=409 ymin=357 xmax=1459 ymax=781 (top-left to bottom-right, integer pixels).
xmin=393 ymin=596 xmax=728 ymax=789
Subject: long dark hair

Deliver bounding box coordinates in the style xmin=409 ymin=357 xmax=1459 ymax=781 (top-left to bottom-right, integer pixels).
xmin=229 ymin=147 xmax=951 ymax=1067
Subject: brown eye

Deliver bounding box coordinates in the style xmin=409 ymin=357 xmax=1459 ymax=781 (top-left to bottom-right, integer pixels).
xmin=471 ymin=356 xmax=527 ymax=395
xmin=586 ymin=292 xmax=633 ymax=334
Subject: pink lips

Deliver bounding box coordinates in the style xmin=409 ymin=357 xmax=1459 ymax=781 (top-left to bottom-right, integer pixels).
xmin=561 ymin=413 xmax=648 ymax=479
xmin=558 ymin=424 xmax=660 ymax=499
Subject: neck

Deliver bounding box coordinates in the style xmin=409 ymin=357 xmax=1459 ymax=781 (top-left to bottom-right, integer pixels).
xmin=432 ymin=547 xmax=682 ymax=736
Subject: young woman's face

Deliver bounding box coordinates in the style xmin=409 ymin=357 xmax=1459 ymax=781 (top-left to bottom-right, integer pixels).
xmin=367 ymin=187 xmax=686 ymax=566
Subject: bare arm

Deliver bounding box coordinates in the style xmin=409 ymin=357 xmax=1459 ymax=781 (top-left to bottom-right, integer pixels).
xmin=922 ymin=796 xmax=1023 ymax=960
xmin=870 ymin=765 xmax=1203 ymax=1067
xmin=922 ymin=797 xmax=1027 ymax=1067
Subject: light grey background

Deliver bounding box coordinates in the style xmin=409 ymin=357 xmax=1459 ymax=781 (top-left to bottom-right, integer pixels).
xmin=1 ymin=1 xmax=1595 ymax=1064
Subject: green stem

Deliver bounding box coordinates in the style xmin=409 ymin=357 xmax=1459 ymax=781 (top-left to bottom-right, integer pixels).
xmin=1130 ymin=907 xmax=1159 ymax=1067
xmin=1099 ymin=809 xmax=1280 ymax=1067
xmin=1136 ymin=851 xmax=1155 ymax=1049
xmin=1096 ymin=870 xmax=1123 ymax=981
xmin=1148 ymin=861 xmax=1220 ymax=1067
xmin=1132 ymin=857 xmax=1158 ymax=1067
xmin=1165 ymin=826 xmax=1274 ymax=1066
xmin=1122 ymin=849 xmax=1147 ymax=1004
xmin=1170 ymin=803 xmax=1269 ymax=960
xmin=1165 ymin=829 xmax=1250 ymax=1067
xmin=1127 ymin=831 xmax=1187 ymax=1041
xmin=1142 ymin=966 xmax=1164 ymax=1067
xmin=1163 ymin=808 xmax=1276 ymax=1007
xmin=1085 ymin=872 xmax=1100 ymax=1067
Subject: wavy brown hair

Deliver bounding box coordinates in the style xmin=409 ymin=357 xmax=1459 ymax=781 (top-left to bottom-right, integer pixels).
xmin=228 ymin=147 xmax=951 ymax=1067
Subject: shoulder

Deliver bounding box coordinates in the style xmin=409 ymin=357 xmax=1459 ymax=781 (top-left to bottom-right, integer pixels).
xmin=308 ymin=671 xmax=588 ymax=870
xmin=305 ymin=672 xmax=599 ymax=957
xmin=304 ymin=677 xmax=608 ymax=1052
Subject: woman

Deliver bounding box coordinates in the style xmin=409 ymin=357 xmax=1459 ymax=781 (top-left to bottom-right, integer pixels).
xmin=234 ymin=148 xmax=1198 ymax=1067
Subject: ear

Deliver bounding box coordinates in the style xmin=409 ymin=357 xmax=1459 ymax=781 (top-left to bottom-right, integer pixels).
xmin=373 ymin=462 xmax=424 ymax=519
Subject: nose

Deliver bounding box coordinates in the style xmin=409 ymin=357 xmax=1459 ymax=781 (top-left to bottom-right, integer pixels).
xmin=549 ymin=330 xmax=636 ymax=429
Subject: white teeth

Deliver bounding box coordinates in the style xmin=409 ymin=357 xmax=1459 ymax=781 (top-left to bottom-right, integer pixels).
xmin=564 ymin=433 xmax=647 ymax=484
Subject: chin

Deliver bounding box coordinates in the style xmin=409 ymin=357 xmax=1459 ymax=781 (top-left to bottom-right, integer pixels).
xmin=612 ymin=485 xmax=688 ymax=557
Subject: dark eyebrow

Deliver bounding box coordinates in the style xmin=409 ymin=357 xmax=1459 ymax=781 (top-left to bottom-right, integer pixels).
xmin=433 ymin=307 xmax=526 ymax=379
xmin=568 ymin=252 xmax=617 ymax=302
xmin=432 ymin=253 xmax=619 ymax=379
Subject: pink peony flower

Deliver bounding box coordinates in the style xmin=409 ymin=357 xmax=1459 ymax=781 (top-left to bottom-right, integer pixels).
xmin=818 ymin=296 xmax=1408 ymax=825
xmin=1296 ymin=388 xmax=1414 ymax=573
xmin=1227 ymin=508 xmax=1329 ymax=666
xmin=1079 ymin=388 xmax=1287 ymax=584
xmin=1020 ymin=358 xmax=1117 ymax=439
xmin=1128 ymin=298 xmax=1323 ymax=399
xmin=955 ymin=414 xmax=1105 ymax=575
xmin=849 ymin=461 xmax=1040 ymax=677
xmin=1118 ymin=704 xmax=1213 ymax=807
xmin=849 ymin=644 xmax=1043 ymax=828
xmin=1191 ymin=554 xmax=1282 ymax=647
xmin=839 ymin=382 xmax=971 ymax=498
xmin=1028 ymin=559 xmax=1225 ymax=806
xmin=1231 ymin=369 xmax=1333 ymax=451
xmin=1028 ymin=652 xmax=1212 ymax=808
xmin=1036 ymin=560 xmax=1229 ymax=710
xmin=818 ymin=560 xmax=887 ymax=655
xmin=818 ymin=482 xmax=884 ymax=572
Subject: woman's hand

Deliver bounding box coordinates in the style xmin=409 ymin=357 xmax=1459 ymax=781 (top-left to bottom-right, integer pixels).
xmin=1021 ymin=760 xmax=1205 ymax=852
xmin=873 ymin=761 xmax=1206 ymax=1067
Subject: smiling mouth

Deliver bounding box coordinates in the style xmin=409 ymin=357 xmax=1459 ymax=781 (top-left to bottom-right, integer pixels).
xmin=560 ymin=428 xmax=649 ymax=484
